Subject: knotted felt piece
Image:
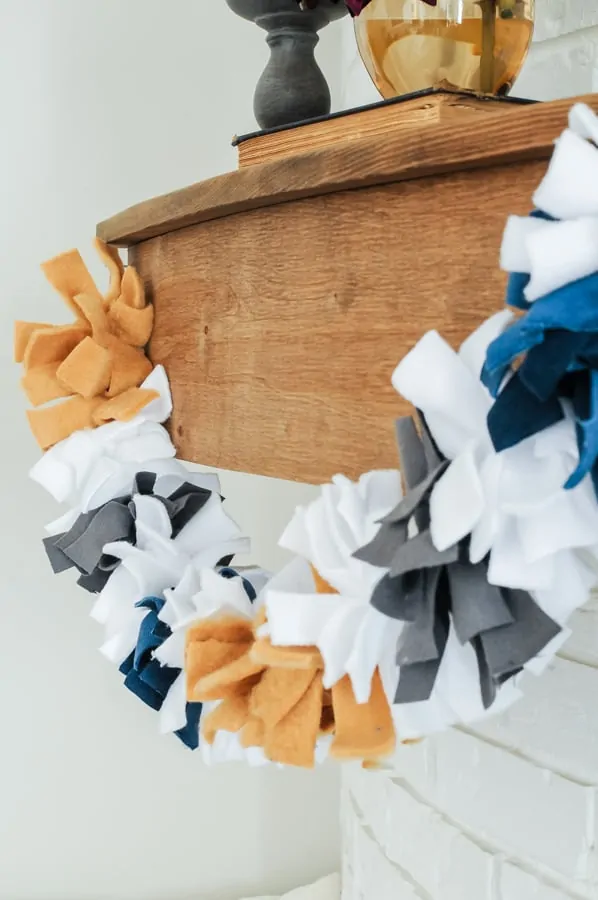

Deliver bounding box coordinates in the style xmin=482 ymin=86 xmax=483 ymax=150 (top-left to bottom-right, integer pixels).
xmin=481 ymin=104 xmax=598 ymax=497
xmin=263 ymin=471 xmax=403 ymax=704
xmin=15 ymin=239 xmax=156 ymax=449
xmin=44 ymin=471 xmax=214 ymax=593
xmin=392 ymin=317 xmax=598 ymax=615
xmin=154 ymin=566 xmax=269 ymax=744
xmin=186 ymin=567 xmax=395 ymax=768
xmin=125 ymin=595 xmax=202 ymax=749
xmin=30 ymin=366 xmax=175 ymax=532
xmin=354 ymin=415 xmax=561 ymax=710
xmin=92 ymin=490 xmax=250 ymax=670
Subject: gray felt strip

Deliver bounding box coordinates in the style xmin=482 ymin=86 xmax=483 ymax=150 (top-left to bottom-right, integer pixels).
xmin=395 ymin=567 xmax=442 ymax=665
xmin=448 ymin=562 xmax=514 ymax=646
xmin=390 ymin=528 xmax=459 ymax=577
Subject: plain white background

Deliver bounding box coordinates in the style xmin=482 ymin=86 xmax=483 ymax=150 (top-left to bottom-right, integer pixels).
xmin=0 ymin=3 xmax=346 ymax=898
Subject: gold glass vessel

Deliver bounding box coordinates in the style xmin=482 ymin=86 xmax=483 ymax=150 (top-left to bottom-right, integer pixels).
xmin=355 ymin=0 xmax=535 ymax=97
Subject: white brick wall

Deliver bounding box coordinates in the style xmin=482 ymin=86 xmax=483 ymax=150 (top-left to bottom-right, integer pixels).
xmin=339 ymin=3 xmax=598 ymax=897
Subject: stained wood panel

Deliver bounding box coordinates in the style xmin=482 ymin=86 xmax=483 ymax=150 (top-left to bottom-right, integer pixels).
xmin=99 ymin=95 xmax=597 ymax=248
xmin=102 ymin=95 xmax=598 ymax=482
xmin=131 ymin=160 xmax=545 ymax=483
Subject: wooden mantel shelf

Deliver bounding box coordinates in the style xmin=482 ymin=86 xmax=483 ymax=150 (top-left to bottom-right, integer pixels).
xmin=98 ymin=95 xmax=598 ymax=484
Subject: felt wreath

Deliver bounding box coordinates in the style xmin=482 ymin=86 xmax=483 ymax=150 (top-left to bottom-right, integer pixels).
xmin=15 ymin=102 xmax=598 ymax=767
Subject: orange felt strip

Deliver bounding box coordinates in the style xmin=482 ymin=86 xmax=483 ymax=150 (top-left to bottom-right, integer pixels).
xmin=252 ymin=605 xmax=268 ymax=634
xmin=72 ymin=293 xmax=109 ymax=338
xmin=250 ymin=667 xmax=317 ymax=729
xmin=41 ymin=249 xmax=103 ymax=316
xmin=119 ymin=265 xmax=146 ymax=310
xmin=263 ymin=672 xmax=323 ymax=768
xmin=194 ymin=652 xmax=265 ymax=702
xmin=251 ymin=637 xmax=323 ymax=670
xmin=201 ymin=690 xmax=253 ymax=745
xmin=56 ymin=336 xmax=112 ymax=398
xmin=330 ymin=670 xmax=395 ymax=762
xmin=240 ymin=716 xmax=266 ymax=748
xmin=21 ymin=363 xmax=71 ymax=407
xmin=102 ymin=337 xmax=153 ymax=396
xmin=320 ymin=690 xmax=335 ymax=735
xmin=311 ymin=565 xmax=339 ymax=595
xmin=185 ymin=638 xmax=251 ymax=702
xmin=187 ymin=617 xmax=255 ymax=645
xmin=109 ymin=300 xmax=154 ymax=347
xmin=93 ymin=237 xmax=124 ymax=306
xmin=22 ymin=323 xmax=90 ymax=371
xmin=91 ymin=387 xmax=158 ymax=426
xmin=27 ymin=396 xmax=103 ymax=450
xmin=14 ymin=321 xmax=53 ymax=363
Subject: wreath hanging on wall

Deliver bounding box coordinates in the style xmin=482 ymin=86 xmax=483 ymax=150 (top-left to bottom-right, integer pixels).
xmin=14 ymin=102 xmax=598 ymax=767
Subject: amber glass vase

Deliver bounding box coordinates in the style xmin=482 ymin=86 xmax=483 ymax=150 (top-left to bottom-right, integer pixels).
xmin=354 ymin=0 xmax=534 ymax=98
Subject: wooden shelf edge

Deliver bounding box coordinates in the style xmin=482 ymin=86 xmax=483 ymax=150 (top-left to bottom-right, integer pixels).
xmin=98 ymin=94 xmax=598 ymax=247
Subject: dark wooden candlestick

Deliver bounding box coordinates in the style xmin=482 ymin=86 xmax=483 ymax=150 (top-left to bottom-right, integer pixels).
xmin=225 ymin=0 xmax=348 ymax=130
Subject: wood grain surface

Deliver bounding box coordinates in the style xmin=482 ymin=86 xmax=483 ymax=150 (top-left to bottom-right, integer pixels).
xmin=100 ymin=94 xmax=597 ymax=247
xmin=131 ymin=159 xmax=546 ymax=483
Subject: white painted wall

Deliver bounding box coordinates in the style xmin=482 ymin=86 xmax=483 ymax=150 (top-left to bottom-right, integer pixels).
xmin=338 ymin=3 xmax=598 ymax=899
xmin=0 ymin=3 xmax=343 ymax=899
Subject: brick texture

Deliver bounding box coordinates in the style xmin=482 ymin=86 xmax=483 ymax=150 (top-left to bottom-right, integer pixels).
xmin=338 ymin=3 xmax=598 ymax=895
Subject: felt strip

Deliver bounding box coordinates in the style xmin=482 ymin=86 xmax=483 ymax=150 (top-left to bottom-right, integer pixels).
xmin=21 ymin=363 xmax=71 ymax=407
xmin=43 ymin=472 xmax=214 ymax=592
xmin=478 ymin=588 xmax=562 ymax=683
xmin=56 ymin=336 xmax=112 ymax=398
xmin=250 ymin=667 xmax=318 ymax=729
xmin=240 ymin=716 xmax=266 ymax=748
xmin=310 ymin=566 xmax=337 ymax=595
xmin=370 ymin=571 xmax=424 ymax=623
xmin=396 ymin=415 xmax=428 ymax=494
xmin=202 ymin=690 xmax=252 ymax=744
xmin=109 ymin=300 xmax=154 ymax=347
xmin=353 ymin=518 xmax=408 ymax=569
xmin=18 ymin=241 xmax=155 ymax=448
xmin=72 ymin=292 xmax=109 ymax=337
xmin=566 ymin=369 xmax=598 ymax=489
xmin=91 ymin=387 xmax=158 ymax=425
xmin=119 ymin=265 xmax=146 ymax=310
xmin=187 ymin=617 xmax=255 ymax=645
xmin=448 ymin=562 xmax=514 ymax=646
xmin=93 ymin=237 xmax=124 ymax=306
xmin=186 ymin=638 xmax=251 ymax=702
xmin=533 ymin=128 xmax=598 ymax=220
xmin=395 ymin=567 xmax=443 ymax=666
xmin=486 ymin=372 xmax=564 ymax=453
xmin=389 ymin=528 xmax=459 ymax=577
xmin=518 ymin=331 xmax=585 ymax=403
xmin=319 ymin=702 xmax=335 ymax=735
xmin=44 ymin=500 xmax=132 ymax=582
xmin=194 ymin=652 xmax=265 ymax=701
xmin=174 ymin=702 xmax=202 ymax=750
xmin=27 ymin=396 xmax=103 ymax=450
xmin=330 ymin=670 xmax=395 ymax=761
xmin=393 ymin=578 xmax=450 ymax=702
xmin=14 ymin=321 xmax=53 ymax=363
xmin=41 ymin=249 xmax=104 ymax=316
xmin=22 ymin=323 xmax=90 ymax=371
xmin=264 ymin=672 xmax=323 ymax=768
xmin=103 ymin=338 xmax=153 ymax=396
xmin=505 ymin=272 xmax=532 ymax=311
xmin=251 ymin=637 xmax=323 ymax=670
